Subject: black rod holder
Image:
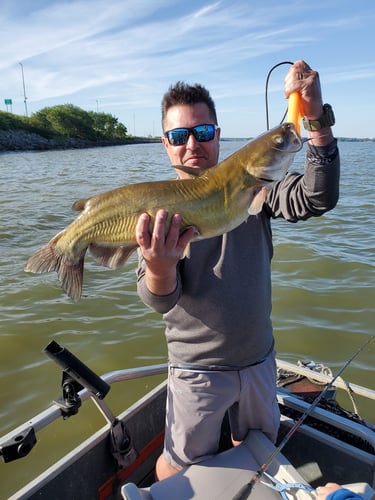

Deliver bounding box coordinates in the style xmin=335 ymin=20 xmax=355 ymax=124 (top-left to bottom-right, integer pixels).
xmin=44 ymin=340 xmax=110 ymax=400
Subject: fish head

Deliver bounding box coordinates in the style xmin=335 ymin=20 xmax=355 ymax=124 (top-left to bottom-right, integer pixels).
xmin=242 ymin=123 xmax=302 ymax=183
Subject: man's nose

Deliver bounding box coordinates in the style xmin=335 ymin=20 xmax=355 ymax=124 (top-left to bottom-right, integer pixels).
xmin=186 ymin=132 xmax=199 ymax=148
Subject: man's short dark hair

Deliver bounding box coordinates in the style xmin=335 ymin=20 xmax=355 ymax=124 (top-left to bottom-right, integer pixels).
xmin=161 ymin=82 xmax=218 ymax=130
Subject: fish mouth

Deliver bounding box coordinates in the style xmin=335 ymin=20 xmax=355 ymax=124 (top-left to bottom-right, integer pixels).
xmin=272 ymin=123 xmax=303 ymax=153
xmin=272 ymin=141 xmax=302 ymax=154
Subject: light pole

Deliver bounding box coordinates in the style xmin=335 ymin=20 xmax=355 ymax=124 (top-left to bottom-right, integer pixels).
xmin=19 ymin=62 xmax=28 ymax=117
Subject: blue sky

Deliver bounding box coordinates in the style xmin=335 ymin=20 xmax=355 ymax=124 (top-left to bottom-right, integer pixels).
xmin=0 ymin=0 xmax=374 ymax=138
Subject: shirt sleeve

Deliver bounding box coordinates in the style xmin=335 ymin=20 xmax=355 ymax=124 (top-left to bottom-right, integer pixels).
xmin=265 ymin=139 xmax=340 ymax=221
xmin=326 ymin=488 xmax=363 ymax=499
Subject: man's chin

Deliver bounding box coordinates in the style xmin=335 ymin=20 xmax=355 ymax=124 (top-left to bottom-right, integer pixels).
xmin=185 ymin=161 xmax=209 ymax=169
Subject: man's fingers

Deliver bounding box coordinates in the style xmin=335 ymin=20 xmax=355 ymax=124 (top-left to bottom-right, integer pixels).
xmin=165 ymin=213 xmax=182 ymax=249
xmin=136 ymin=212 xmax=151 ymax=248
xmin=137 ymin=210 xmax=197 ymax=256
xmin=152 ymin=210 xmax=168 ymax=248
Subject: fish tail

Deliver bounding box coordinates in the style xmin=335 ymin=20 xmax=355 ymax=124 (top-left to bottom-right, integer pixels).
xmin=24 ymin=234 xmax=85 ymax=302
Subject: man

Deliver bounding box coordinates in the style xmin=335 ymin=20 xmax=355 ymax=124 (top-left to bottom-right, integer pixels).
xmin=136 ymin=60 xmax=340 ymax=480
xmin=316 ymin=483 xmax=363 ymax=499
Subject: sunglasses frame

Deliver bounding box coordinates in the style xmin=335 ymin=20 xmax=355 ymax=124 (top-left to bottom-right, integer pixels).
xmin=164 ymin=124 xmax=218 ymax=146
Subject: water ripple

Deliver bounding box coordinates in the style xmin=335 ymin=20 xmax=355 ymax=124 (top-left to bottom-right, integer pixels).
xmin=0 ymin=141 xmax=374 ymax=494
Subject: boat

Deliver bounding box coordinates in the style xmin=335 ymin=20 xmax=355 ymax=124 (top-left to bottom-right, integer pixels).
xmin=1 ymin=340 xmax=374 ymax=499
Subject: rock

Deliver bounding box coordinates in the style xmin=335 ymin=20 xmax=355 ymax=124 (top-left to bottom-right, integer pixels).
xmin=0 ymin=130 xmax=159 ymax=151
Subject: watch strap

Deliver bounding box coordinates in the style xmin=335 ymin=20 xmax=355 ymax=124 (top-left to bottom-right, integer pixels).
xmin=303 ymin=104 xmax=335 ymax=131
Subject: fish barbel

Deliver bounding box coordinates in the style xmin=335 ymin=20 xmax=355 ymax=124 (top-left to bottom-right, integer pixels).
xmin=25 ymin=123 xmax=302 ymax=301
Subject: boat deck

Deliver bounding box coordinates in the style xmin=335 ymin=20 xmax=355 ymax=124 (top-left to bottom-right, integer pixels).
xmin=122 ymin=430 xmax=315 ymax=499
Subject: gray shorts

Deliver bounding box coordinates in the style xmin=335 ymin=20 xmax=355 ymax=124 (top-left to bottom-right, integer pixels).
xmin=163 ymin=353 xmax=280 ymax=469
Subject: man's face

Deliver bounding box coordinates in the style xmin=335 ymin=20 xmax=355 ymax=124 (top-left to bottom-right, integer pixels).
xmin=162 ymin=102 xmax=220 ymax=179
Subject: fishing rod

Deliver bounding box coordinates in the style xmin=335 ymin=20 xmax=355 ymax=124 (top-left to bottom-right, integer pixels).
xmin=264 ymin=61 xmax=294 ymax=131
xmin=233 ymin=335 xmax=374 ymax=500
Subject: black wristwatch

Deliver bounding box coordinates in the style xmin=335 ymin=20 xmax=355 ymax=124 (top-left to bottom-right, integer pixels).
xmin=302 ymin=104 xmax=335 ymax=131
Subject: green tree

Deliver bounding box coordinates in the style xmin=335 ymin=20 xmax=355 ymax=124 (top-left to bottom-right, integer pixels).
xmin=88 ymin=111 xmax=128 ymax=138
xmin=0 ymin=111 xmax=31 ymax=131
xmin=29 ymin=108 xmax=56 ymax=138
xmin=2 ymin=104 xmax=129 ymax=141
xmin=44 ymin=104 xmax=96 ymax=139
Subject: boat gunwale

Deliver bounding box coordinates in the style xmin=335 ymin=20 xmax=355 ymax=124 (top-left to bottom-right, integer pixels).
xmin=1 ymin=360 xmax=374 ymax=452
xmin=1 ymin=361 xmax=374 ymax=499
xmin=276 ymin=360 xmax=375 ymax=401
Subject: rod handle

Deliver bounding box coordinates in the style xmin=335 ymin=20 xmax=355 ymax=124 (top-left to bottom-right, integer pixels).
xmin=287 ymin=91 xmax=302 ymax=135
xmin=44 ymin=340 xmax=110 ymax=399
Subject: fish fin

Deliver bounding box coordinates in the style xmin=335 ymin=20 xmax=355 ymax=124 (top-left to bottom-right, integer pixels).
xmin=24 ymin=234 xmax=85 ymax=302
xmin=89 ymin=243 xmax=138 ymax=269
xmin=72 ymin=198 xmax=89 ymax=211
xmin=182 ymin=242 xmax=192 ymax=259
xmin=180 ymin=227 xmax=200 ymax=259
xmin=173 ymin=165 xmax=205 ymax=177
xmin=247 ymin=187 xmax=267 ymax=215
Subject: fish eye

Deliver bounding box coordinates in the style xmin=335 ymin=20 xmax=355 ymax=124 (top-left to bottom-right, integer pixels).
xmin=274 ymin=136 xmax=285 ymax=146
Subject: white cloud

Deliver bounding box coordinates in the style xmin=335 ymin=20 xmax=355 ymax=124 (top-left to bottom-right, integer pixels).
xmin=0 ymin=0 xmax=374 ymax=137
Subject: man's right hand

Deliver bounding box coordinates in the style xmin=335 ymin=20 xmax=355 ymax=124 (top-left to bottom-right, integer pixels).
xmin=136 ymin=209 xmax=196 ymax=295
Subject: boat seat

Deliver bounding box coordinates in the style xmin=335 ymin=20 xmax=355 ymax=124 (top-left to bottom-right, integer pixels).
xmin=121 ymin=482 xmax=153 ymax=500
xmin=121 ymin=429 xmax=315 ymax=499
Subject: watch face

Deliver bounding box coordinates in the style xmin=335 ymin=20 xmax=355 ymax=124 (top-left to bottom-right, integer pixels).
xmin=325 ymin=105 xmax=335 ymax=127
xmin=320 ymin=105 xmax=335 ymax=129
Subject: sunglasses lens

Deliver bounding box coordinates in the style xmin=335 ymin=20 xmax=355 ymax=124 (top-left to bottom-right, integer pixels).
xmin=167 ymin=129 xmax=189 ymax=146
xmin=165 ymin=125 xmax=216 ymax=145
xmin=193 ymin=125 xmax=215 ymax=142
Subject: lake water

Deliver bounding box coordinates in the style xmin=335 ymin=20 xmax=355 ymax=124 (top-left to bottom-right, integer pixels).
xmin=0 ymin=139 xmax=374 ymax=497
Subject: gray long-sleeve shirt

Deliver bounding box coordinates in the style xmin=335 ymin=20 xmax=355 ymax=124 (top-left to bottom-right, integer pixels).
xmin=137 ymin=140 xmax=340 ymax=369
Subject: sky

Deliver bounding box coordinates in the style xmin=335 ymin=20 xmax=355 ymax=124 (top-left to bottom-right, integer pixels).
xmin=0 ymin=0 xmax=374 ymax=139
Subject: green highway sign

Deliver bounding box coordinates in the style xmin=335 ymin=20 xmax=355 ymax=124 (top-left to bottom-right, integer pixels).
xmin=4 ymin=99 xmax=12 ymax=105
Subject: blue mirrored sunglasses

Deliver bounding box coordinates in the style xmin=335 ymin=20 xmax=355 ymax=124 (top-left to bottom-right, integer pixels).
xmin=164 ymin=124 xmax=218 ymax=146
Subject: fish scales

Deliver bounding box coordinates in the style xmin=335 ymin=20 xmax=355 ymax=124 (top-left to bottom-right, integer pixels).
xmin=24 ymin=123 xmax=302 ymax=301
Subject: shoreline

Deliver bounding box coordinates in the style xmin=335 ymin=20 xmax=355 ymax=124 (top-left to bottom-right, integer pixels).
xmin=0 ymin=129 xmax=160 ymax=152
xmin=1 ymin=130 xmax=372 ymax=153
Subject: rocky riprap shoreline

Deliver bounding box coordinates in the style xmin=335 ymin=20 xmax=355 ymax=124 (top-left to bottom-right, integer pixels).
xmin=0 ymin=130 xmax=158 ymax=151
